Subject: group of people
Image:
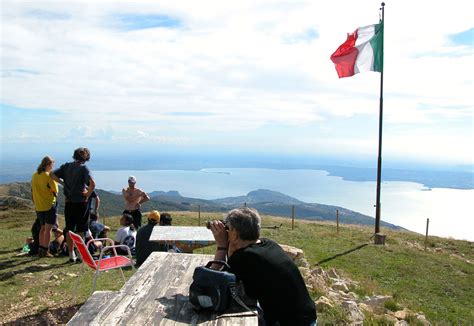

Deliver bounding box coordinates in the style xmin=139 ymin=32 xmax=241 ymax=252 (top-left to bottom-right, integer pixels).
xmin=30 ymin=147 xmax=317 ymax=325
xmin=29 ymin=147 xmax=172 ymax=264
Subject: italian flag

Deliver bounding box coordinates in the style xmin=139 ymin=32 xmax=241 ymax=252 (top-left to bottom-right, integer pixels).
xmin=330 ymin=22 xmax=383 ymax=78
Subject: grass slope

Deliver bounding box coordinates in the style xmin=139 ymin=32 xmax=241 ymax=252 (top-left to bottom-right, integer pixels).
xmin=0 ymin=203 xmax=473 ymax=324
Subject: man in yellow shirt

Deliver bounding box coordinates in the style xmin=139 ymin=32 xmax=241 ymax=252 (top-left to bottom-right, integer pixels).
xmin=31 ymin=156 xmax=59 ymax=258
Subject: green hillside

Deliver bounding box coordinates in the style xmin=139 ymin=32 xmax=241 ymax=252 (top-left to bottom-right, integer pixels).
xmin=0 ymin=186 xmax=473 ymax=324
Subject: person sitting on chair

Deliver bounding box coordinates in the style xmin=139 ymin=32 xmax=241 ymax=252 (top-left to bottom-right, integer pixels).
xmin=208 ymin=207 xmax=317 ymax=326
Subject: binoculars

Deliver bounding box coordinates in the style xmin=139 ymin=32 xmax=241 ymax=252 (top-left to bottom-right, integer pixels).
xmin=205 ymin=220 xmax=227 ymax=229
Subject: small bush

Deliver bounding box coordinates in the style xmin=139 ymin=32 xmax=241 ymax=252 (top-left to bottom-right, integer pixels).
xmin=384 ymin=299 xmax=401 ymax=312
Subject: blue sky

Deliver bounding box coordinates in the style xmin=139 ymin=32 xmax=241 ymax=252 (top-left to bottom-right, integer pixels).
xmin=1 ymin=0 xmax=473 ymax=167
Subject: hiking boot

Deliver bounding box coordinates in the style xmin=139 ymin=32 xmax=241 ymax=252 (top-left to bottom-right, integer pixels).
xmin=38 ymin=248 xmax=45 ymax=258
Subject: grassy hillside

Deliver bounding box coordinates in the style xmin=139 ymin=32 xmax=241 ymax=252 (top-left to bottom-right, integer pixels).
xmin=0 ymin=194 xmax=473 ymax=324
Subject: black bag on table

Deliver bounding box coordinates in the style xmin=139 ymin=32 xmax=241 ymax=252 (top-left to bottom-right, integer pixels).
xmin=189 ymin=260 xmax=236 ymax=313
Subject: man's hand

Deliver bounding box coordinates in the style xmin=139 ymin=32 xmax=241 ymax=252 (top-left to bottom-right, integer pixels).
xmin=209 ymin=220 xmax=228 ymax=248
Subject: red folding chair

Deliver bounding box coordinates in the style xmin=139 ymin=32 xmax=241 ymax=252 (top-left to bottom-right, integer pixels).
xmin=69 ymin=231 xmax=135 ymax=294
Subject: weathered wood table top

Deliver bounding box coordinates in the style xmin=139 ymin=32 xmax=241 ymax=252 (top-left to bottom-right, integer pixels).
xmin=68 ymin=252 xmax=257 ymax=325
xmin=149 ymin=226 xmax=216 ymax=253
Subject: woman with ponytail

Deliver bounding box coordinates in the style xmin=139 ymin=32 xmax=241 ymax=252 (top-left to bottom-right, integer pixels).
xmin=31 ymin=156 xmax=59 ymax=258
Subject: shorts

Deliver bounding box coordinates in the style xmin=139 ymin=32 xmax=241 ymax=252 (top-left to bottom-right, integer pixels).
xmin=36 ymin=206 xmax=57 ymax=225
xmin=64 ymin=202 xmax=89 ymax=235
xmin=123 ymin=209 xmax=142 ymax=229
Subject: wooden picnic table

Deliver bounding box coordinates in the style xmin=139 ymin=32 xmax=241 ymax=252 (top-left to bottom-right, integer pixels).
xmin=149 ymin=226 xmax=216 ymax=253
xmin=68 ymin=252 xmax=258 ymax=325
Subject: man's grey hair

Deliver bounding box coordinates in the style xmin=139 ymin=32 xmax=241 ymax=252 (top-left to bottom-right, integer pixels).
xmin=225 ymin=207 xmax=261 ymax=241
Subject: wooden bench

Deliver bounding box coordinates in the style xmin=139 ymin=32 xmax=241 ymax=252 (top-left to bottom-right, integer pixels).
xmin=68 ymin=252 xmax=258 ymax=325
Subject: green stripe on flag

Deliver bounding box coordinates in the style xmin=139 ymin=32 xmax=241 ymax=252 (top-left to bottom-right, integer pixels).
xmin=370 ymin=22 xmax=384 ymax=72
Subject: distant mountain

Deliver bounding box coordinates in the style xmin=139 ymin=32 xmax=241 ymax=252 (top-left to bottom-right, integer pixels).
xmin=1 ymin=182 xmax=404 ymax=230
xmin=214 ymin=189 xmax=303 ymax=206
xmin=213 ymin=189 xmax=403 ymax=229
xmin=149 ymin=190 xmax=182 ymax=198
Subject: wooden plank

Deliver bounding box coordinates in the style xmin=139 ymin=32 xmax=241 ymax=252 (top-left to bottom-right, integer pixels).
xmin=67 ymin=291 xmax=118 ymax=325
xmin=79 ymin=252 xmax=257 ymax=325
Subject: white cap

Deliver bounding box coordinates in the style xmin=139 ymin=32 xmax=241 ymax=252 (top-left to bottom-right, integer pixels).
xmin=128 ymin=176 xmax=136 ymax=184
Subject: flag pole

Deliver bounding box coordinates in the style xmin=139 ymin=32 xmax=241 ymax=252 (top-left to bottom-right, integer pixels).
xmin=374 ymin=2 xmax=385 ymax=235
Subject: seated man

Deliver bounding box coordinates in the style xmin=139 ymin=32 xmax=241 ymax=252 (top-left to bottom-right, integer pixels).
xmin=89 ymin=211 xmax=110 ymax=239
xmin=114 ymin=213 xmax=137 ymax=256
xmin=135 ymin=210 xmax=170 ymax=266
xmin=48 ymin=228 xmax=68 ymax=256
xmin=209 ymin=207 xmax=317 ymax=326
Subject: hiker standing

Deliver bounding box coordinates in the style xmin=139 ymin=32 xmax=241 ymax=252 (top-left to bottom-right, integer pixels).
xmin=31 ymin=156 xmax=58 ymax=257
xmin=51 ymin=147 xmax=95 ymax=263
xmin=122 ymin=176 xmax=150 ymax=229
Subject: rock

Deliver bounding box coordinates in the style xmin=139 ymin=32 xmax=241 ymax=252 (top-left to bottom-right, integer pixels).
xmin=364 ymin=295 xmax=392 ymax=307
xmin=384 ymin=314 xmax=399 ymax=324
xmin=49 ymin=275 xmax=59 ymax=280
xmin=415 ymin=313 xmax=431 ymax=326
xmin=359 ymin=303 xmax=373 ymax=313
xmin=341 ymin=300 xmax=364 ymax=324
xmin=299 ymin=267 xmax=310 ymax=276
xmin=279 ymin=244 xmax=304 ymax=260
xmin=394 ymin=309 xmax=410 ymax=320
xmin=347 ymin=292 xmax=359 ymax=300
xmin=309 ymin=274 xmax=327 ymax=293
xmin=395 ymin=321 xmax=409 ymax=326
xmin=315 ymin=296 xmax=334 ymax=311
xmin=296 ymin=257 xmax=311 ymax=268
xmin=310 ymin=267 xmax=328 ymax=279
xmin=327 ymin=290 xmax=341 ymax=302
xmin=332 ymin=281 xmax=349 ymax=292
xmin=66 ymin=273 xmax=78 ymax=277
xmin=327 ymin=268 xmax=340 ymax=279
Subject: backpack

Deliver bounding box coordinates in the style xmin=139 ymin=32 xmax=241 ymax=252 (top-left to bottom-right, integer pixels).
xmin=189 ymin=260 xmax=258 ymax=315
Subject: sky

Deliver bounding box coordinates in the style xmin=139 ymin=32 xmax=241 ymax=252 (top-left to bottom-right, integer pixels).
xmin=1 ymin=0 xmax=473 ymax=167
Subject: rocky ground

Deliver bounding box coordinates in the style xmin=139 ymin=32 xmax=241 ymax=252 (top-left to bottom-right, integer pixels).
xmin=280 ymin=244 xmax=432 ymax=326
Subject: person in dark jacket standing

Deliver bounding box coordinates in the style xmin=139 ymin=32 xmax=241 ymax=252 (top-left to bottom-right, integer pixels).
xmin=209 ymin=207 xmax=317 ymax=326
xmin=51 ymin=147 xmax=95 ymax=263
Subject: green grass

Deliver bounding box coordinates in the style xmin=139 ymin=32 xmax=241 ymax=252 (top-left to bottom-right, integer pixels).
xmin=1 ymin=207 xmax=473 ymax=324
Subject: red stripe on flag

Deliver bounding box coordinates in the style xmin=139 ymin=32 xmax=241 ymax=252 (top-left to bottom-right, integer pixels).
xmin=330 ymin=30 xmax=359 ymax=78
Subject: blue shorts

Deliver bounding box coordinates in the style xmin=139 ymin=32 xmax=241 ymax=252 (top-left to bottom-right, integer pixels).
xmin=36 ymin=206 xmax=57 ymax=225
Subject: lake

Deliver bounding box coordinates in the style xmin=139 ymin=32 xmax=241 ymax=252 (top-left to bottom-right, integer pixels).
xmin=92 ymin=168 xmax=474 ymax=241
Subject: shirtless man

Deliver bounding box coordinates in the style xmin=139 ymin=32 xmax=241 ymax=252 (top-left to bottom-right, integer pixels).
xmin=122 ymin=176 xmax=150 ymax=229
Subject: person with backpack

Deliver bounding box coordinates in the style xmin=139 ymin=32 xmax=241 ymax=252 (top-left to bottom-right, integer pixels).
xmin=31 ymin=156 xmax=59 ymax=258
xmin=114 ymin=213 xmax=136 ymax=256
xmin=208 ymin=207 xmax=317 ymax=326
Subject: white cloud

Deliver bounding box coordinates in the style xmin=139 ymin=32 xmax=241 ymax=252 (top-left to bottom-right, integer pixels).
xmin=1 ymin=0 xmax=472 ymax=164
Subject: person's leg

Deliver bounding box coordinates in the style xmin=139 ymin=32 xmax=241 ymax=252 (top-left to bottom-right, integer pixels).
xmin=30 ymin=217 xmax=41 ymax=255
xmin=75 ymin=202 xmax=90 ymax=236
xmin=64 ymin=202 xmax=75 ymax=259
xmin=132 ymin=210 xmax=142 ymax=229
xmin=41 ymin=206 xmax=57 ymax=256
xmin=37 ymin=211 xmax=47 ymax=256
